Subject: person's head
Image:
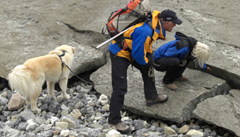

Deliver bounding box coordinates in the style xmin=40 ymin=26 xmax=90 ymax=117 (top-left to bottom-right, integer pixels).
xmin=159 ymin=9 xmax=182 ymax=32
xmin=191 ymin=42 xmax=210 ymax=68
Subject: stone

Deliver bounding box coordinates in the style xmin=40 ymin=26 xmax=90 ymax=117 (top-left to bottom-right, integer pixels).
xmin=51 ymin=116 xmax=60 ymax=125
xmin=106 ymin=129 xmax=121 ymax=137
xmin=186 ymin=129 xmax=204 ymax=137
xmin=134 ymin=120 xmax=145 ymax=130
xmin=20 ymin=109 xmax=35 ymax=122
xmin=0 ymin=0 xmax=240 ymax=136
xmin=61 ymin=117 xmax=76 ymax=129
xmin=193 ymin=94 xmax=240 ymax=136
xmin=4 ymin=125 xmax=20 ymax=137
xmin=7 ymin=93 xmax=25 ymax=111
xmin=70 ymin=109 xmax=82 ymax=119
xmin=26 ymin=119 xmax=38 ymax=131
xmin=18 ymin=122 xmax=27 ymax=131
xmin=98 ymin=94 xmax=109 ymax=106
xmin=91 ymin=58 xmax=229 ymax=123
xmin=102 ymin=104 xmax=110 ymax=111
xmin=60 ymin=129 xmax=70 ymax=137
xmin=0 ymin=96 xmax=9 ymax=106
xmin=163 ymin=126 xmax=176 ymax=135
xmin=55 ymin=122 xmax=68 ymax=130
xmin=53 ymin=130 xmax=60 ymax=136
xmin=178 ymin=125 xmax=189 ymax=134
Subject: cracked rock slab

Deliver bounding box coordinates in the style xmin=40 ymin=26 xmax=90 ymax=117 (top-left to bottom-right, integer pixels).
xmin=193 ymin=89 xmax=240 ymax=136
xmin=90 ymin=58 xmax=228 ymax=124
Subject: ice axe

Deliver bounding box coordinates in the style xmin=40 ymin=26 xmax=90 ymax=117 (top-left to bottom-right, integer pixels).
xmin=95 ymin=26 xmax=133 ymax=49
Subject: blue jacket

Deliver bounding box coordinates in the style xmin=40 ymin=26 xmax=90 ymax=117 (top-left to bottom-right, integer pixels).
xmin=109 ymin=20 xmax=166 ymax=66
xmin=153 ymin=34 xmax=207 ymax=70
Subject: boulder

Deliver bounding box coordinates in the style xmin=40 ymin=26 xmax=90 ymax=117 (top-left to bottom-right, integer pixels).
xmin=0 ymin=0 xmax=239 ymax=89
xmin=90 ymin=57 xmax=230 ymax=123
xmin=7 ymin=93 xmax=25 ymax=110
xmin=90 ymin=57 xmax=240 ymax=136
xmin=193 ymin=89 xmax=240 ymax=136
xmin=0 ymin=0 xmax=240 ymax=136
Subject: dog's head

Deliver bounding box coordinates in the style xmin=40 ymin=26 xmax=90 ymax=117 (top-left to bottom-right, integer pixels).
xmin=49 ymin=45 xmax=75 ymax=67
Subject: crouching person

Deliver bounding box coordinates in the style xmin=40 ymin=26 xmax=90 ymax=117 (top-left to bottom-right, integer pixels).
xmin=153 ymin=32 xmax=212 ymax=90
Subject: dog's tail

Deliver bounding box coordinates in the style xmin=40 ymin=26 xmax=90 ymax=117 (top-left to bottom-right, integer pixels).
xmin=8 ymin=65 xmax=35 ymax=96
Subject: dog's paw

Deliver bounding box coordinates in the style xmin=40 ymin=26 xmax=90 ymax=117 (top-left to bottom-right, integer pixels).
xmin=58 ymin=94 xmax=70 ymax=100
xmin=32 ymin=108 xmax=41 ymax=114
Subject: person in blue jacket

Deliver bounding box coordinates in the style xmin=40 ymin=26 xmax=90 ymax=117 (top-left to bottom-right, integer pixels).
xmin=153 ymin=32 xmax=212 ymax=90
xmin=107 ymin=9 xmax=182 ymax=134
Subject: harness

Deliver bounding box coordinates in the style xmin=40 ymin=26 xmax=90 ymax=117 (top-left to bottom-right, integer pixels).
xmin=57 ymin=50 xmax=66 ymax=70
xmin=57 ymin=50 xmax=96 ymax=85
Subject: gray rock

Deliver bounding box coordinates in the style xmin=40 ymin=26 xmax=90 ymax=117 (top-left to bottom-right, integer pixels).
xmin=26 ymin=132 xmax=35 ymax=137
xmin=193 ymin=93 xmax=240 ymax=136
xmin=7 ymin=93 xmax=24 ymax=111
xmin=20 ymin=109 xmax=35 ymax=122
xmin=34 ymin=116 xmax=46 ymax=124
xmin=90 ymin=58 xmax=229 ymax=122
xmin=62 ymin=117 xmax=76 ymax=129
xmin=170 ymin=125 xmax=178 ymax=132
xmin=26 ymin=119 xmax=38 ymax=131
xmin=3 ymin=111 xmax=12 ymax=117
xmin=34 ymin=124 xmax=46 ymax=133
xmin=6 ymin=119 xmax=20 ymax=128
xmin=88 ymin=128 xmax=102 ymax=137
xmin=134 ymin=119 xmax=145 ymax=130
xmin=48 ymin=101 xmax=61 ymax=114
xmin=0 ymin=1 xmax=240 ymax=136
xmin=0 ymin=121 xmax=6 ymax=129
xmin=3 ymin=125 xmax=20 ymax=137
xmin=37 ymin=130 xmax=53 ymax=137
xmin=0 ymin=96 xmax=9 ymax=105
xmin=51 ymin=116 xmax=60 ymax=125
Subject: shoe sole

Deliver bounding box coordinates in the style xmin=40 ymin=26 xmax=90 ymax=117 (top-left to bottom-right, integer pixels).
xmin=146 ymin=96 xmax=169 ymax=106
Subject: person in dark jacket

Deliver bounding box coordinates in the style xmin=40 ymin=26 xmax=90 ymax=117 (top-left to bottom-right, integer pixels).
xmin=108 ymin=9 xmax=182 ymax=134
xmin=153 ymin=32 xmax=212 ymax=90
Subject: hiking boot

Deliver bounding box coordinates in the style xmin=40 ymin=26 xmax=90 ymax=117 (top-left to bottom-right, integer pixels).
xmin=176 ymin=76 xmax=189 ymax=82
xmin=146 ymin=95 xmax=169 ymax=106
xmin=164 ymin=83 xmax=177 ymax=90
xmin=108 ymin=122 xmax=132 ymax=134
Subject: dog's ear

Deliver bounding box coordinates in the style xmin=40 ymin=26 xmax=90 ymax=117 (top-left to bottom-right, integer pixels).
xmin=71 ymin=47 xmax=75 ymax=54
xmin=49 ymin=50 xmax=61 ymax=55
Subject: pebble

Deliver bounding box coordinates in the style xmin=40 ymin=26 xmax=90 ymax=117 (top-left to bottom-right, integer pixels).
xmin=0 ymin=85 xmax=236 ymax=137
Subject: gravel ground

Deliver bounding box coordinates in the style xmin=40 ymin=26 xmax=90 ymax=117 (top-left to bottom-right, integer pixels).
xmin=0 ymin=79 xmax=236 ymax=137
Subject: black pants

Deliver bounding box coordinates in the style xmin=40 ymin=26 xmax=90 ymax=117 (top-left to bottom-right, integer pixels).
xmin=154 ymin=58 xmax=189 ymax=84
xmin=108 ymin=52 xmax=158 ymax=124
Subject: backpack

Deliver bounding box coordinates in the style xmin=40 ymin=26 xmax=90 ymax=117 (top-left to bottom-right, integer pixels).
xmin=102 ymin=0 xmax=151 ymax=39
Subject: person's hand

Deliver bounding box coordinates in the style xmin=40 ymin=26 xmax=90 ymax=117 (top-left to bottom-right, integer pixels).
xmin=142 ymin=53 xmax=153 ymax=68
xmin=207 ymin=67 xmax=212 ymax=72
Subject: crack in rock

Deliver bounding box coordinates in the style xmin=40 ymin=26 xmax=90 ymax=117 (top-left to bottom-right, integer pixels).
xmin=181 ymin=82 xmax=231 ymax=122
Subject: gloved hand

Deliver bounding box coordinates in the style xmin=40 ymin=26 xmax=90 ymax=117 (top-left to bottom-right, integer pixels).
xmin=143 ymin=53 xmax=153 ymax=68
xmin=180 ymin=59 xmax=187 ymax=67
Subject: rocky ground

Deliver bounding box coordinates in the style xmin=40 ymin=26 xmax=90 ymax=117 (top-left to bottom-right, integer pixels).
xmin=0 ymin=79 xmax=236 ymax=137
xmin=0 ymin=0 xmax=240 ymax=136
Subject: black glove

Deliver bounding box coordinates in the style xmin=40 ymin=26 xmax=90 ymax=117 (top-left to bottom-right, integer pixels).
xmin=143 ymin=53 xmax=153 ymax=68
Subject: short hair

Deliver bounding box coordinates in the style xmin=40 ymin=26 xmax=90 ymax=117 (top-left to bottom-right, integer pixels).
xmin=161 ymin=20 xmax=166 ymax=24
xmin=191 ymin=42 xmax=210 ymax=68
